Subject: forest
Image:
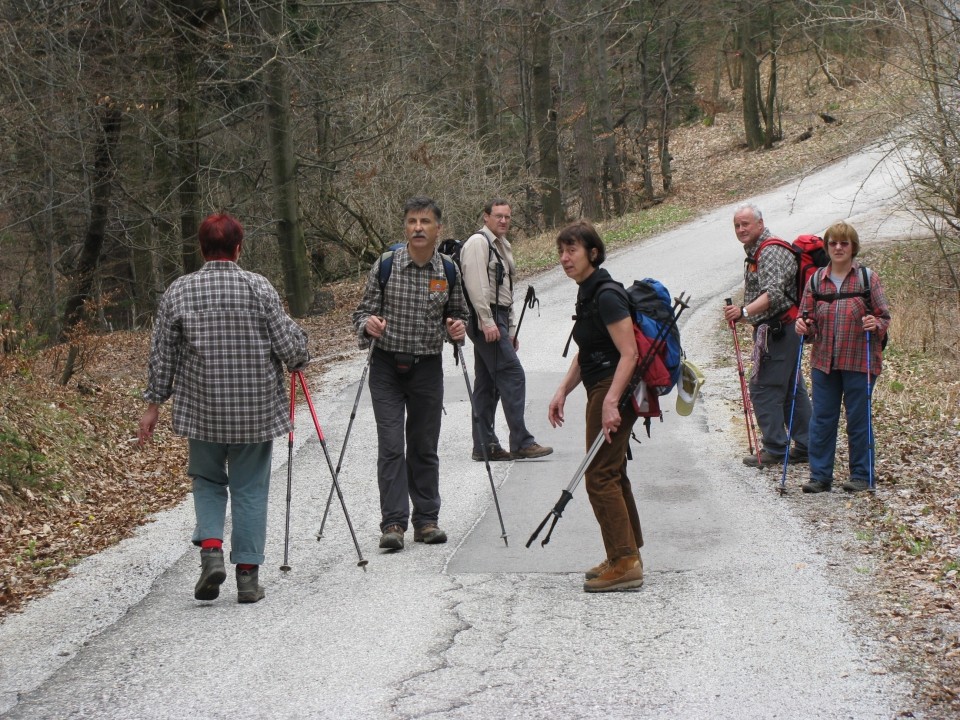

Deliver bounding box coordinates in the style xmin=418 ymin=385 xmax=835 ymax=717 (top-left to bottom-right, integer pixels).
xmin=0 ymin=0 xmax=958 ymax=382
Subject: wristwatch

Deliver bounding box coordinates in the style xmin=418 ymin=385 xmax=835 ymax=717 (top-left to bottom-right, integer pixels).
xmin=741 ymin=306 xmax=749 ymax=319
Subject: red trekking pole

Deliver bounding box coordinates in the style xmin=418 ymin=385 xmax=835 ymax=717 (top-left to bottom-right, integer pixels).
xmin=726 ymin=298 xmax=761 ymax=465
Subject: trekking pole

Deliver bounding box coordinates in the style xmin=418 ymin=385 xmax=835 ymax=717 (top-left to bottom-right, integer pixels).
xmin=280 ymin=374 xmax=297 ymax=571
xmin=778 ymin=314 xmax=808 ymax=497
xmin=527 ymin=292 xmax=690 ymax=548
xmin=866 ymin=330 xmax=875 ymax=491
xmin=726 ymin=298 xmax=761 ymax=465
xmin=457 ymin=342 xmax=509 ymax=546
xmin=316 ymin=341 xmax=376 ymax=540
xmin=513 ymin=285 xmax=539 ymax=341
xmin=294 ymin=371 xmax=368 ymax=570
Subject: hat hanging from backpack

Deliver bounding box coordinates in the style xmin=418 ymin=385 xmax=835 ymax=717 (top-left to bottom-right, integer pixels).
xmin=675 ymin=358 xmax=705 ymax=417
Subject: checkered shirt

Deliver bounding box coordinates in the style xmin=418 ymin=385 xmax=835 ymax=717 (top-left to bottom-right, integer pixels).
xmin=743 ymin=229 xmax=797 ymax=323
xmin=143 ymin=261 xmax=309 ymax=443
xmin=352 ymin=245 xmax=468 ymax=354
xmin=799 ymin=262 xmax=890 ymax=376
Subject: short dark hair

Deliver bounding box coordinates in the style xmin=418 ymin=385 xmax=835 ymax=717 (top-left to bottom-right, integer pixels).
xmin=556 ymin=220 xmax=606 ymax=267
xmin=199 ymin=213 xmax=243 ymax=260
xmin=402 ymin=195 xmax=442 ymax=222
xmin=484 ymin=198 xmax=510 ymax=215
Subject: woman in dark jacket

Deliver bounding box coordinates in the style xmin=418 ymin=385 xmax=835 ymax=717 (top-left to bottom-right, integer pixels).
xmin=547 ymin=221 xmax=644 ymax=592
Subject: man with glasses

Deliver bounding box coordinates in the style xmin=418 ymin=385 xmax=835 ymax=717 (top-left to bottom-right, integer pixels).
xmin=459 ymin=198 xmax=552 ymax=462
xmin=722 ymin=203 xmax=811 ymax=468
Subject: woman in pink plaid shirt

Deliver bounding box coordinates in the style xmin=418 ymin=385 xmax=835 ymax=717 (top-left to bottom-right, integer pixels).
xmin=794 ymin=221 xmax=890 ymax=494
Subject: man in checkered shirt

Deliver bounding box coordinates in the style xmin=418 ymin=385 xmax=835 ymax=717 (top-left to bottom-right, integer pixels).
xmin=722 ymin=203 xmax=811 ymax=468
xmin=353 ymin=196 xmax=468 ymax=551
xmin=138 ymin=213 xmax=309 ymax=604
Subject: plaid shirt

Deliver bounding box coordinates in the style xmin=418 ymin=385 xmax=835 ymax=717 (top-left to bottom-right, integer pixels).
xmin=799 ymin=262 xmax=890 ymax=376
xmin=143 ymin=261 xmax=309 ymax=443
xmin=744 ymin=230 xmax=796 ymax=323
xmin=353 ymin=244 xmax=468 ymax=354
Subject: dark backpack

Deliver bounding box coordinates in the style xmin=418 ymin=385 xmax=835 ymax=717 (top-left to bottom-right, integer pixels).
xmin=748 ymin=234 xmax=828 ymax=320
xmin=810 ymin=265 xmax=888 ymax=349
xmin=566 ymin=277 xmax=683 ymax=423
xmin=376 ymin=245 xmax=458 ymax=315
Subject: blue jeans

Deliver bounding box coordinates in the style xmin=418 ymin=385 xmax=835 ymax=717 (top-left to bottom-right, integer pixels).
xmin=467 ymin=307 xmax=535 ymax=453
xmin=808 ymin=368 xmax=871 ymax=485
xmin=368 ymin=349 xmax=444 ymax=531
xmin=188 ymin=439 xmax=273 ymax=565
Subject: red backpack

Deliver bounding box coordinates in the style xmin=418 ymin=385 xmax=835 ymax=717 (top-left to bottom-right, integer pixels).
xmin=747 ymin=234 xmax=828 ymax=321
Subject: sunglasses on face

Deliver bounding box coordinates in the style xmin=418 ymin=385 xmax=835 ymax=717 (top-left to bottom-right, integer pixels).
xmin=828 ymin=240 xmax=851 ymax=247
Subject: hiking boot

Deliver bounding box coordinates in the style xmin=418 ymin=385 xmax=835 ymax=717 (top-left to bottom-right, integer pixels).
xmin=512 ymin=443 xmax=554 ymax=460
xmin=194 ymin=548 xmax=226 ymax=601
xmin=379 ymin=524 xmax=405 ymax=550
xmin=471 ymin=445 xmax=512 ymax=462
xmin=413 ymin=524 xmax=447 ymax=544
xmin=801 ymin=479 xmax=832 ymax=494
xmin=841 ymin=478 xmax=872 ymax=493
xmin=789 ymin=448 xmax=809 ymax=464
xmin=584 ymin=559 xmax=610 ymax=580
xmin=583 ymin=555 xmax=644 ymax=593
xmin=742 ymin=450 xmax=784 ymax=468
xmin=236 ymin=567 xmax=265 ymax=604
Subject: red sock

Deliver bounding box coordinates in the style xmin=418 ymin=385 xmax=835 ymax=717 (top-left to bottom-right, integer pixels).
xmin=237 ymin=563 xmax=256 ymax=572
xmin=200 ymin=538 xmax=222 ymax=551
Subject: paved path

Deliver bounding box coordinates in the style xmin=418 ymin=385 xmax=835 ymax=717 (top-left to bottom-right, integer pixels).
xmin=0 ymin=146 xmax=925 ymax=719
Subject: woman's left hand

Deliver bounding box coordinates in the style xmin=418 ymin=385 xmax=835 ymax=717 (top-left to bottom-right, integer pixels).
xmin=862 ymin=314 xmax=879 ymax=333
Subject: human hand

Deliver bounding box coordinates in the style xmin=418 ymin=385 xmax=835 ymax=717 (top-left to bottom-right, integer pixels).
xmin=446 ymin=317 xmax=466 ymax=343
xmin=365 ymin=315 xmax=386 ymax=338
xmin=862 ymin=314 xmax=879 ymax=332
xmin=138 ymin=404 xmax=160 ymax=447
xmin=482 ymin=323 xmax=500 ymax=343
xmin=548 ymin=392 xmax=565 ymax=428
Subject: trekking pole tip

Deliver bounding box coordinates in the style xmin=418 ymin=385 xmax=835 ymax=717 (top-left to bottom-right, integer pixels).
xmin=357 ymin=559 xmax=369 ymax=570
xmin=501 ymin=533 xmax=509 ymax=547
xmin=280 ymin=564 xmax=291 ymax=571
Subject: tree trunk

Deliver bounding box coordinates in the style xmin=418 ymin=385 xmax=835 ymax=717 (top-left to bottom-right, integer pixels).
xmin=562 ymin=4 xmax=601 ymax=220
xmin=176 ymin=45 xmax=202 ymax=274
xmin=261 ymin=0 xmax=312 ymax=318
xmin=58 ymin=104 xmax=122 ymax=382
xmin=595 ymin=29 xmax=625 ymax=216
xmin=659 ymin=18 xmax=676 ymax=194
xmin=738 ymin=6 xmax=764 ymax=150
xmin=531 ymin=5 xmax=563 ymax=226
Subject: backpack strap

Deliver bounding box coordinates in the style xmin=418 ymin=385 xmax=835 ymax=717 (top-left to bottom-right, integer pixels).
xmin=377 ymin=249 xmax=457 ymax=317
xmin=811 ymin=265 xmax=872 ymax=305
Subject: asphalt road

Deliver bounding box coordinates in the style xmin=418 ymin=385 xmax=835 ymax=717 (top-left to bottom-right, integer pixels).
xmin=0 ymin=145 xmax=926 ymax=719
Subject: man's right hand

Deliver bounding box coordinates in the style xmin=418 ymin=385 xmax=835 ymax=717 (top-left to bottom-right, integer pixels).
xmin=482 ymin=323 xmax=500 ymax=343
xmin=365 ymin=315 xmax=386 ymax=338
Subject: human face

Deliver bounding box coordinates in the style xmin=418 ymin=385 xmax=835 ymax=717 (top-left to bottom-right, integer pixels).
xmin=483 ymin=204 xmax=511 ymax=237
xmin=558 ymin=240 xmax=595 ymax=284
xmin=827 ymin=237 xmax=853 ymax=264
xmin=733 ymin=209 xmax=764 ymax=246
xmin=404 ymin=208 xmax=440 ymax=252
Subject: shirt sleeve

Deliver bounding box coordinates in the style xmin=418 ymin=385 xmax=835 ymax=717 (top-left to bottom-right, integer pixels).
xmin=142 ymin=287 xmax=182 ymax=404
xmin=460 ymin=233 xmax=494 ymax=328
xmin=757 ymin=243 xmax=796 ymax=318
xmin=352 ymin=261 xmax=382 ymax=348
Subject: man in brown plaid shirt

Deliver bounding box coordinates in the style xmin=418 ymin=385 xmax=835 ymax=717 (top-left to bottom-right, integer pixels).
xmin=138 ymin=213 xmax=309 ymax=603
xmin=353 ymin=196 xmax=468 ymax=551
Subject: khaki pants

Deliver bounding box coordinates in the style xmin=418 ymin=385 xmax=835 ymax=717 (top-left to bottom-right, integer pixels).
xmin=584 ymin=377 xmax=644 ymax=561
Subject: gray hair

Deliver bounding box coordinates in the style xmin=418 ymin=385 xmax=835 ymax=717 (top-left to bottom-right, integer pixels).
xmin=734 ymin=203 xmax=763 ymax=221
xmin=403 ymin=195 xmax=442 ymax=222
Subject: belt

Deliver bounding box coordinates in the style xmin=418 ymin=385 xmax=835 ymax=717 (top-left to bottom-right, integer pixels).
xmin=490 ymin=304 xmax=512 ymax=312
xmin=374 ymin=347 xmax=438 ymax=364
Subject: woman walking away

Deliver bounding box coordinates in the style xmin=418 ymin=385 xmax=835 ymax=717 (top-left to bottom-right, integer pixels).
xmin=547 ymin=221 xmax=644 ymax=593
xmin=795 ymin=221 xmax=890 ymax=494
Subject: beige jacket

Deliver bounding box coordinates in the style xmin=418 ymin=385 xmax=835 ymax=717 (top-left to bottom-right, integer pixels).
xmin=459 ymin=225 xmax=516 ymax=333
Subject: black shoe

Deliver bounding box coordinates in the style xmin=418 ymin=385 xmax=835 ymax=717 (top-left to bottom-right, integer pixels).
xmin=194 ymin=548 xmax=226 ymax=601
xmin=801 ymin=479 xmax=832 ymax=494
xmin=471 ymin=445 xmax=512 ymax=462
xmin=379 ymin=524 xmax=405 ymax=550
xmin=236 ymin=566 xmax=265 ymax=604
xmin=789 ymin=448 xmax=809 ymax=464
xmin=841 ymin=478 xmax=872 ymax=493
xmin=413 ymin=525 xmax=448 ymax=544
xmin=743 ymin=450 xmax=784 ymax=468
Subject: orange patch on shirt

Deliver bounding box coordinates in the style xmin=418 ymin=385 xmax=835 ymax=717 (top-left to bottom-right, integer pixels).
xmin=430 ymin=278 xmax=448 ymax=293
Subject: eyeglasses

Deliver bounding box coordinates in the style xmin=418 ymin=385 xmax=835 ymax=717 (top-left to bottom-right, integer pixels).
xmin=827 ymin=240 xmax=851 ymax=248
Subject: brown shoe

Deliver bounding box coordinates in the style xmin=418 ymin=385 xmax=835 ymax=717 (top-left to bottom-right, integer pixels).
xmin=379 ymin=524 xmax=405 ymax=550
xmin=583 ymin=555 xmax=644 ymax=593
xmin=413 ymin=524 xmax=448 ymax=544
xmin=512 ymin=442 xmax=554 ymax=460
xmin=472 ymin=445 xmax=513 ymax=462
xmin=584 ymin=558 xmax=610 ymax=580
xmin=742 ymin=450 xmax=784 ymax=468
xmin=236 ymin=567 xmax=265 ymax=604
